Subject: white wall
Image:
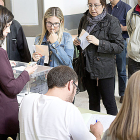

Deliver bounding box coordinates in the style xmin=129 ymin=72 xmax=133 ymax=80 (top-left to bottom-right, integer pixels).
xmin=44 ymin=0 xmax=110 ymax=15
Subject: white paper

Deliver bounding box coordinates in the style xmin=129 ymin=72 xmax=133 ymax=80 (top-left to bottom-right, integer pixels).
xmin=82 ymin=113 xmax=116 ymax=132
xmin=13 ymin=66 xmax=26 ymax=71
xmin=79 ymin=30 xmax=90 ymax=50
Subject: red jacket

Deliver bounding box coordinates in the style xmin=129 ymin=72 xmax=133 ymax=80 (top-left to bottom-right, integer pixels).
xmin=0 ymin=47 xmax=29 ymax=134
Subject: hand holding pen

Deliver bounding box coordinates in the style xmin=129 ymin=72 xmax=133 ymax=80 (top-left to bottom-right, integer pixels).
xmin=90 ymin=121 xmax=103 ymax=140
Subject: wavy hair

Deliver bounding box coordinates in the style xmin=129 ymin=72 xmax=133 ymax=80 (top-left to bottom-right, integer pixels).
xmin=38 ymin=7 xmax=64 ymax=45
xmin=0 ymin=5 xmax=14 ymax=45
xmin=109 ymin=70 xmax=140 ymax=140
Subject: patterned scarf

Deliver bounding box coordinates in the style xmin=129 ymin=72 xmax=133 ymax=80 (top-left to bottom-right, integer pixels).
xmin=86 ymin=8 xmax=107 ymax=33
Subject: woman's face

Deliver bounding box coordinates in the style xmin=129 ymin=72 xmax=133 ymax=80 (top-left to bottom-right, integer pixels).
xmin=3 ymin=21 xmax=12 ymax=37
xmin=88 ymin=0 xmax=104 ymax=17
xmin=46 ymin=16 xmax=61 ymax=34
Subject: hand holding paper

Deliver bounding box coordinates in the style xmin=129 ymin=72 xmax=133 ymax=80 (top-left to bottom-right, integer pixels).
xmin=79 ymin=29 xmax=90 ymax=50
xmin=32 ymin=45 xmax=49 ymax=64
xmin=86 ymin=35 xmax=99 ymax=46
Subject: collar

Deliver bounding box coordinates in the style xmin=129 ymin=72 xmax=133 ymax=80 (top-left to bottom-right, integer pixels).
xmin=135 ymin=4 xmax=140 ymax=13
xmin=42 ymin=32 xmax=48 ymax=43
xmin=109 ymin=0 xmax=121 ymax=8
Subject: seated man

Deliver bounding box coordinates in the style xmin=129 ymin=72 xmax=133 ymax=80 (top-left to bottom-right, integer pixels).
xmin=19 ymin=65 xmax=103 ymax=140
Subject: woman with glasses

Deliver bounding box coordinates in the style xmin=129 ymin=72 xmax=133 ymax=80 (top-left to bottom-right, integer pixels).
xmin=32 ymin=7 xmax=74 ymax=68
xmin=73 ymin=0 xmax=124 ymax=115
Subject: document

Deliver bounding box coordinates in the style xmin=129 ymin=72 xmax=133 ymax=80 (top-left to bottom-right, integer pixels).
xmin=34 ymin=45 xmax=49 ymax=64
xmin=79 ymin=29 xmax=90 ymax=50
xmin=13 ymin=66 xmax=26 ymax=71
xmin=82 ymin=113 xmax=116 ymax=132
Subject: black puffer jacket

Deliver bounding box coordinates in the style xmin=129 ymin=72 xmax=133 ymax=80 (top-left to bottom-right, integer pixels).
xmin=78 ymin=10 xmax=124 ymax=79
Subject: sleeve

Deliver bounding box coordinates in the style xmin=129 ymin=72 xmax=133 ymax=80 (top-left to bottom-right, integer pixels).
xmin=102 ymin=129 xmax=110 ymax=140
xmin=126 ymin=9 xmax=133 ymax=37
xmin=0 ymin=50 xmax=30 ymax=97
xmin=49 ymin=34 xmax=74 ymax=66
xmin=67 ymin=105 xmax=96 ymax=140
xmin=17 ymin=26 xmax=31 ymax=62
xmin=97 ymin=17 xmax=124 ymax=54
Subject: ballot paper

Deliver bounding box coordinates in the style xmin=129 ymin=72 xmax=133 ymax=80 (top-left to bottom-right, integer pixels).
xmin=79 ymin=29 xmax=90 ymax=50
xmin=13 ymin=66 xmax=26 ymax=71
xmin=82 ymin=113 xmax=116 ymax=132
xmin=34 ymin=45 xmax=49 ymax=64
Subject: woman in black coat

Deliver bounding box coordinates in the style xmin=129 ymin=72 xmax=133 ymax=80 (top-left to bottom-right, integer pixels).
xmin=74 ymin=0 xmax=124 ymax=115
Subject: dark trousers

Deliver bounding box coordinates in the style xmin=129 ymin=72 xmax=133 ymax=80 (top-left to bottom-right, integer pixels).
xmin=85 ymin=73 xmax=118 ymax=115
xmin=0 ymin=134 xmax=17 ymax=140
xmin=128 ymin=57 xmax=140 ymax=78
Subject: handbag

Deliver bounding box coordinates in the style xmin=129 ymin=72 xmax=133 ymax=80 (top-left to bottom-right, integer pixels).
xmin=73 ymin=46 xmax=86 ymax=92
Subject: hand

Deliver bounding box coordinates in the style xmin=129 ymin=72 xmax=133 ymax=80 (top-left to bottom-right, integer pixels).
xmin=25 ymin=64 xmax=38 ymax=75
xmin=86 ymin=35 xmax=99 ymax=46
xmin=32 ymin=52 xmax=42 ymax=62
xmin=120 ymin=24 xmax=127 ymax=31
xmin=90 ymin=121 xmax=103 ymax=140
xmin=73 ymin=37 xmax=81 ymax=46
xmin=10 ymin=60 xmax=16 ymax=67
xmin=49 ymin=30 xmax=58 ymax=44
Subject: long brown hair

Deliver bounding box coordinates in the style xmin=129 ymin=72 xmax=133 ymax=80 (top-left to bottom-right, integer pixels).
xmin=0 ymin=5 xmax=14 ymax=44
xmin=109 ymin=70 xmax=140 ymax=140
xmin=38 ymin=7 xmax=64 ymax=45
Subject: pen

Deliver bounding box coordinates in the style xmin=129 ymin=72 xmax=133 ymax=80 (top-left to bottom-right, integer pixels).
xmin=96 ymin=120 xmax=98 ymax=123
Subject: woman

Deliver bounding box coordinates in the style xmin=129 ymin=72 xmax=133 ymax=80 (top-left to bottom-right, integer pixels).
xmin=73 ymin=0 xmax=124 ymax=115
xmin=0 ymin=5 xmax=37 ymax=140
xmin=102 ymin=70 xmax=140 ymax=140
xmin=32 ymin=7 xmax=74 ymax=68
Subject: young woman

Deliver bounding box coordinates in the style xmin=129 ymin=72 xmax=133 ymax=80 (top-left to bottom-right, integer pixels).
xmin=102 ymin=70 xmax=140 ymax=140
xmin=73 ymin=0 xmax=124 ymax=115
xmin=32 ymin=7 xmax=74 ymax=68
xmin=0 ymin=5 xmax=37 ymax=140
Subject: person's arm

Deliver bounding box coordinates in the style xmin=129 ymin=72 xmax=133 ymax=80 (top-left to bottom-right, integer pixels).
xmin=16 ymin=26 xmax=31 ymax=62
xmin=126 ymin=9 xmax=133 ymax=37
xmin=0 ymin=49 xmax=30 ymax=97
xmin=49 ymin=33 xmax=74 ymax=66
xmin=97 ymin=17 xmax=124 ymax=54
xmin=121 ymin=5 xmax=132 ymax=32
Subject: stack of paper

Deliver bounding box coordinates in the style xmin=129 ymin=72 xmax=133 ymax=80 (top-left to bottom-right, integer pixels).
xmin=82 ymin=113 xmax=116 ymax=132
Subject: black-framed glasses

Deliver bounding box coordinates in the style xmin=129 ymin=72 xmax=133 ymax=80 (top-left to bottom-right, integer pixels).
xmin=73 ymin=81 xmax=80 ymax=95
xmin=46 ymin=22 xmax=60 ymax=27
xmin=87 ymin=4 xmax=102 ymax=9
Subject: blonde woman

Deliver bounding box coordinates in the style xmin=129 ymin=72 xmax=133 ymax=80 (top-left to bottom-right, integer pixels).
xmin=32 ymin=7 xmax=74 ymax=68
xmin=102 ymin=70 xmax=140 ymax=140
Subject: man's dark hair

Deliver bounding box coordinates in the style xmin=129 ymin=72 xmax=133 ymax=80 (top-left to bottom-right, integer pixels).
xmin=47 ymin=65 xmax=78 ymax=89
xmin=0 ymin=5 xmax=14 ymax=43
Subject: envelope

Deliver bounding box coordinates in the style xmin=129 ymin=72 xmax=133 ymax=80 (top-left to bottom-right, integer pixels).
xmin=35 ymin=45 xmax=49 ymax=64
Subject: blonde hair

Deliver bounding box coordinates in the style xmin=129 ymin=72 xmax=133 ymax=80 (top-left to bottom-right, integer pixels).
xmin=38 ymin=7 xmax=64 ymax=45
xmin=109 ymin=70 xmax=140 ymax=140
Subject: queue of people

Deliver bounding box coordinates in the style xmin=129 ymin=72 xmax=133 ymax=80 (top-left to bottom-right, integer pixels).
xmin=0 ymin=0 xmax=140 ymax=139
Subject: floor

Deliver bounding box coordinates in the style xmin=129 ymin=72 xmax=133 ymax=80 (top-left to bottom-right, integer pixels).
xmin=74 ymin=68 xmax=127 ymax=114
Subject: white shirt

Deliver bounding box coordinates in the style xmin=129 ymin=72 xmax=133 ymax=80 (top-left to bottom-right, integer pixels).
xmin=19 ymin=93 xmax=96 ymax=140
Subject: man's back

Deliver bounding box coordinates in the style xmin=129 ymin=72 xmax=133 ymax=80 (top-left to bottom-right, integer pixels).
xmin=19 ymin=93 xmax=96 ymax=140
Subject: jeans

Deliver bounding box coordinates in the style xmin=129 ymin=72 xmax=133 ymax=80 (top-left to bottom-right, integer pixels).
xmin=128 ymin=57 xmax=140 ymax=78
xmin=116 ymin=40 xmax=127 ymax=96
